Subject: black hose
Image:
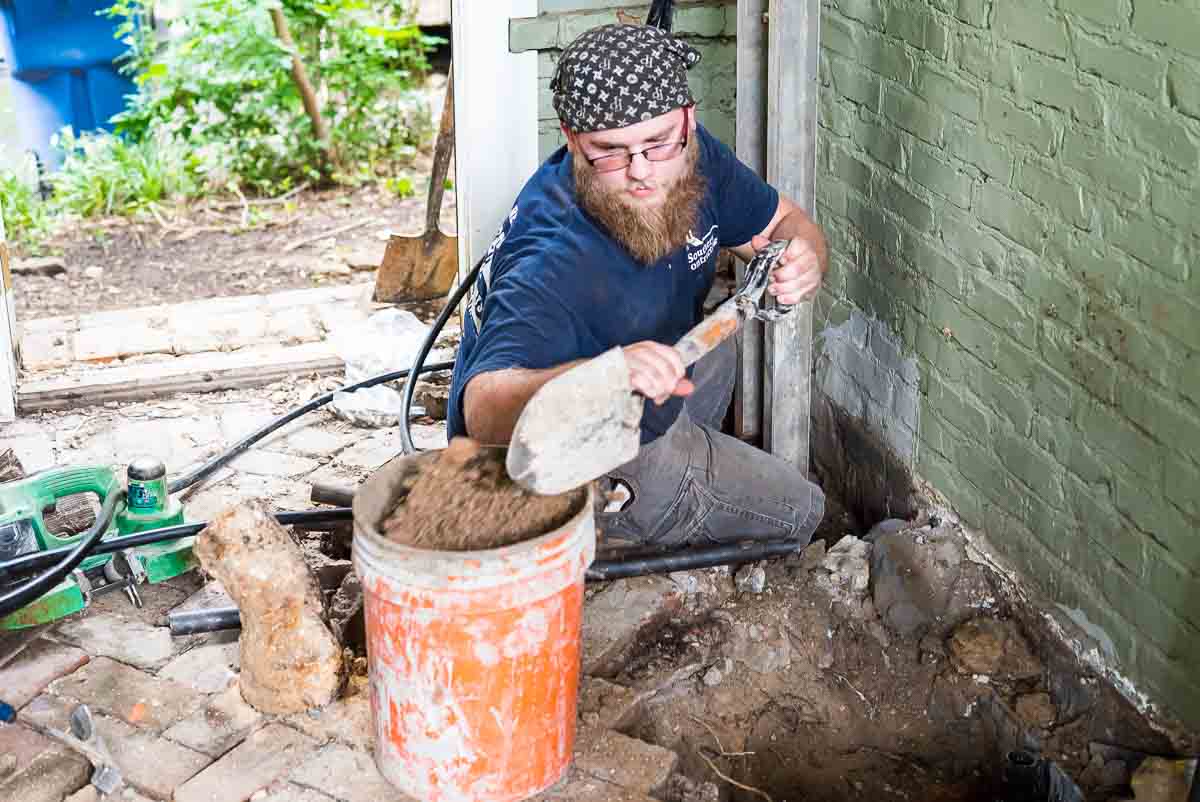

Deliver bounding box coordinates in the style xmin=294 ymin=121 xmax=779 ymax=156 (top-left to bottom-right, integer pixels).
xmin=399 ymin=256 xmax=484 ymax=454
xmin=0 ymin=507 xmax=352 ymax=581
xmin=586 ymin=539 xmax=803 ymax=582
xmin=168 ymin=362 xmax=454 ymax=494
xmin=0 ymin=489 xmax=124 ymax=618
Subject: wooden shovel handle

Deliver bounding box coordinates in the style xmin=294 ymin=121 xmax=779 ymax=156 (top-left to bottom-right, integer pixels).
xmin=425 ymin=68 xmax=456 ymax=232
xmin=674 ymin=295 xmax=744 ymax=368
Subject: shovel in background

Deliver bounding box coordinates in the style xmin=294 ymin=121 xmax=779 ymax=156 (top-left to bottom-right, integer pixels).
xmin=373 ymin=68 xmax=458 ymax=303
xmin=507 ymin=241 xmax=792 ymax=495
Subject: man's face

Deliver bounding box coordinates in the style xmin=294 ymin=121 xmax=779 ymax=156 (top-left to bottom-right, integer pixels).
xmin=566 ymin=107 xmax=704 ymax=265
xmin=565 ymin=108 xmax=696 ymax=209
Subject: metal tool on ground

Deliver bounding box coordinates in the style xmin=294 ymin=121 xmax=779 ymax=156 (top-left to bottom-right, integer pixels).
xmin=45 ymin=704 xmax=122 ymax=796
xmin=373 ymin=68 xmax=458 ymax=303
xmin=506 ymin=240 xmax=793 ymax=495
xmin=0 ymin=460 xmax=194 ymax=629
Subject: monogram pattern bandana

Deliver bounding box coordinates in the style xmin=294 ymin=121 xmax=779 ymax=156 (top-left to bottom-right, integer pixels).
xmin=551 ymin=23 xmax=702 ymax=133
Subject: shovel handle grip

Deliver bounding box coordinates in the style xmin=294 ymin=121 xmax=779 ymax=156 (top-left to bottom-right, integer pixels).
xmin=674 ymin=296 xmax=744 ymax=368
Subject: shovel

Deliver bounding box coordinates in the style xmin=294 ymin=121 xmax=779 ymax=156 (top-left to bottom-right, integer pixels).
xmin=373 ymin=68 xmax=458 ymax=303
xmin=506 ymin=241 xmax=793 ymax=495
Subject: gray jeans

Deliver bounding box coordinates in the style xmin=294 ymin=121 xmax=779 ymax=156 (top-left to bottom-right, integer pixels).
xmin=596 ymin=337 xmax=825 ymax=547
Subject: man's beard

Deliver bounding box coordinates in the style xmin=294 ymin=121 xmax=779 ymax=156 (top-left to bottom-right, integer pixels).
xmin=574 ymin=139 xmax=704 ymax=265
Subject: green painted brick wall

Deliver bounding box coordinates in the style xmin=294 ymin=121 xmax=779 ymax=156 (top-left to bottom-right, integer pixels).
xmin=815 ymin=0 xmax=1200 ymax=727
xmin=510 ymin=1 xmax=737 ymax=160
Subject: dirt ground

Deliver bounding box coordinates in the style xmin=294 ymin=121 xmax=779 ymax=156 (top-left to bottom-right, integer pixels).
xmin=10 ymin=177 xmax=457 ymax=321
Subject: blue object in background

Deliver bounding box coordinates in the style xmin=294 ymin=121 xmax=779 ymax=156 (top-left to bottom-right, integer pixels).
xmin=0 ymin=699 xmax=14 ymax=723
xmin=0 ymin=0 xmax=138 ymax=168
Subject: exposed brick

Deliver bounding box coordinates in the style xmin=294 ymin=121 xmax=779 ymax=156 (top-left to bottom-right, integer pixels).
xmin=48 ymin=656 xmax=202 ymax=733
xmin=582 ymin=577 xmax=683 ymax=676
xmin=995 ymin=0 xmax=1068 ymax=56
xmin=174 ymin=723 xmax=318 ymax=802
xmin=883 ymin=86 xmax=946 ymax=146
xmin=1013 ymin=50 xmax=1103 ymax=123
xmin=854 ymin=114 xmax=906 ymax=170
xmin=1059 ymin=0 xmax=1127 ymax=28
xmin=1059 ymin=129 xmax=1145 ymax=200
xmin=1164 ymin=452 xmax=1200 ymax=520
xmin=1075 ymin=34 xmax=1163 ymax=98
xmin=574 ymin=729 xmax=678 ymax=796
xmin=1169 ymin=59 xmax=1200 ymax=120
xmin=164 ymin=685 xmax=265 ymax=758
xmin=978 ymin=182 xmax=1047 ymax=252
xmin=1111 ymin=93 xmax=1200 ymax=166
xmin=958 ymin=34 xmax=995 ymax=82
xmin=0 ymin=743 xmax=90 ymax=802
xmin=1150 ymin=178 xmax=1200 ymax=229
xmin=1106 ymin=212 xmax=1187 ymax=282
xmin=955 ymin=0 xmax=990 ymax=27
xmin=0 ymin=637 xmax=89 ymax=710
xmin=835 ymin=0 xmax=884 ymax=29
xmin=54 ymin=612 xmax=181 ymax=671
xmin=967 ymin=273 xmax=1036 ymax=346
xmin=829 ymin=54 xmax=882 ymax=109
xmin=1114 ymin=378 xmax=1200 ymax=457
xmin=1016 ymin=160 xmax=1091 ymax=228
xmin=288 ymin=743 xmax=412 ymax=802
xmin=1073 ymin=397 xmax=1163 ymax=482
xmin=1134 ymin=0 xmax=1200 ymax=58
xmin=946 ymin=120 xmax=1015 ymax=180
xmin=873 ymin=175 xmax=935 ymax=230
xmin=995 ymin=432 xmax=1065 ymax=504
xmin=1139 ymin=279 xmax=1200 ymax=352
xmin=918 ymin=64 xmax=982 ymax=120
xmin=983 ymin=92 xmax=1056 ymax=153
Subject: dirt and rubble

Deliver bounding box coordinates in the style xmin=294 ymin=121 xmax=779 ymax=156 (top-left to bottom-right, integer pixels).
xmin=380 ymin=436 xmax=585 ymax=551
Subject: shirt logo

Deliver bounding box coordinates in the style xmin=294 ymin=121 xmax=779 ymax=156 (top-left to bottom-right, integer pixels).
xmin=686 ymin=225 xmax=718 ymax=271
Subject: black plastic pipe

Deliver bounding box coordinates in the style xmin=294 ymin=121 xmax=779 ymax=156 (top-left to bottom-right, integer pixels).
xmin=586 ymin=539 xmax=804 ymax=582
xmin=0 ymin=508 xmax=352 ymax=581
xmin=168 ymin=606 xmax=241 ymax=636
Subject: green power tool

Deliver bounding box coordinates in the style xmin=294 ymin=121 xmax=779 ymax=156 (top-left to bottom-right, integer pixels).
xmin=0 ymin=458 xmax=195 ymax=629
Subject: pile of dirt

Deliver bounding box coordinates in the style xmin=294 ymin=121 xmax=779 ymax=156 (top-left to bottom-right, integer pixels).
xmin=381 ymin=437 xmax=583 ymax=551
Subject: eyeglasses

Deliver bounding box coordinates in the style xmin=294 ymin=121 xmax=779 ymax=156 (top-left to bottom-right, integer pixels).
xmin=582 ymin=108 xmax=690 ymax=173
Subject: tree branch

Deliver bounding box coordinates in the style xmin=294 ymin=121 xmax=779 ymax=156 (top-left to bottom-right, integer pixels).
xmin=269 ymin=7 xmax=332 ymax=164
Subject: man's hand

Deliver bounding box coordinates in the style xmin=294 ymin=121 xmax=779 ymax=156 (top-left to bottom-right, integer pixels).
xmin=623 ymin=341 xmax=695 ymax=405
xmin=750 ymin=234 xmax=823 ymax=306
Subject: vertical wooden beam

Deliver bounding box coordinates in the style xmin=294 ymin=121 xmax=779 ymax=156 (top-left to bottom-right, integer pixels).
xmin=450 ymin=0 xmax=540 ymax=283
xmin=0 ymin=205 xmax=18 ymax=422
xmin=763 ymin=0 xmax=820 ymax=467
xmin=733 ymin=0 xmax=768 ymax=442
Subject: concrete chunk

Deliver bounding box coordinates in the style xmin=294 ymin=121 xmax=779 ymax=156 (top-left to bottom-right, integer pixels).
xmin=574 ymin=730 xmax=678 ymax=796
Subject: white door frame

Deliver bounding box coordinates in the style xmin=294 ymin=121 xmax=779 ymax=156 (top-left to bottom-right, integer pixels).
xmin=0 ymin=207 xmax=18 ymax=422
xmin=450 ymin=0 xmax=540 ymax=278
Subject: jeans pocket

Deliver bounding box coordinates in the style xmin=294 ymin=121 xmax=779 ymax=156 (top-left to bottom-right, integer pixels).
xmin=685 ymin=481 xmax=799 ymax=544
xmin=648 ymin=474 xmax=715 ymax=546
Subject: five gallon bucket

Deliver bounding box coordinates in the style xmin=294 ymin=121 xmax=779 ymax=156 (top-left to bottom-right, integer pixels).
xmin=352 ymin=450 xmax=595 ymax=802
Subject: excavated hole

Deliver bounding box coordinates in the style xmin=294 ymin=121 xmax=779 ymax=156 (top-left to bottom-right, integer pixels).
xmin=604 ymin=517 xmax=1184 ymax=802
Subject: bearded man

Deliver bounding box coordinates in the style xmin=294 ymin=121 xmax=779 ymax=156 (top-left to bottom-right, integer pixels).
xmin=446 ymin=22 xmax=829 ymax=547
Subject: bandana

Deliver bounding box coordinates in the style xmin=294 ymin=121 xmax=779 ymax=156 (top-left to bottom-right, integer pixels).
xmin=550 ymin=23 xmax=702 ymax=133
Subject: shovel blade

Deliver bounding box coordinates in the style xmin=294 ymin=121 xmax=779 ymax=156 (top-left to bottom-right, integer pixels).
xmin=372 ymin=230 xmax=459 ymax=303
xmin=507 ymin=346 xmax=643 ymax=495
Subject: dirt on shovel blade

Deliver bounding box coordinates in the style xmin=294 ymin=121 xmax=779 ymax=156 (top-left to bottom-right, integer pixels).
xmin=381 ymin=437 xmax=583 ymax=551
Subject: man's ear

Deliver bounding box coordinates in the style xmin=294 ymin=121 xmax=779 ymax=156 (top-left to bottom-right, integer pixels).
xmin=685 ymin=105 xmax=698 ymax=134
xmin=561 ymin=123 xmax=577 ymax=154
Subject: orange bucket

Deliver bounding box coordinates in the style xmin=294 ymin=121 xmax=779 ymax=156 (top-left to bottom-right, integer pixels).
xmin=352 ymin=450 xmax=595 ymax=802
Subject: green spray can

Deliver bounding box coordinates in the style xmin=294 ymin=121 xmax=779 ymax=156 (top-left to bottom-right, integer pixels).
xmin=115 ymin=457 xmax=184 ymax=535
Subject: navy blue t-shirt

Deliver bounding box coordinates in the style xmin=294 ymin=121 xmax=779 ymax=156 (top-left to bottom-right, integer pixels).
xmin=446 ymin=124 xmax=779 ymax=445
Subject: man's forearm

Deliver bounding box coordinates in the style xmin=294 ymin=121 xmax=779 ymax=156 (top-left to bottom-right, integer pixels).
xmin=463 ymin=362 xmax=582 ymax=445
